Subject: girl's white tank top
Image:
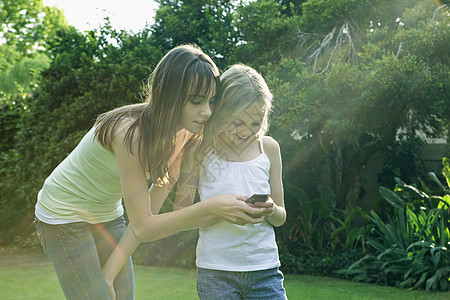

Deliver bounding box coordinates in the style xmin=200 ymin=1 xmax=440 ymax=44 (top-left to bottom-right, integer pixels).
xmin=197 ymin=137 xmax=280 ymax=271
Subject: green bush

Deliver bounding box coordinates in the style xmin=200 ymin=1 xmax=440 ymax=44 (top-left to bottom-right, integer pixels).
xmin=340 ymin=164 xmax=450 ymax=292
xmin=0 ymin=26 xmax=162 ymax=246
xmin=379 ymin=135 xmax=428 ymax=189
xmin=276 ymin=184 xmax=367 ymax=275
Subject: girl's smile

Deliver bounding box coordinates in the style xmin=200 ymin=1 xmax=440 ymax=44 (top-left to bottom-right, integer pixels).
xmin=236 ymin=134 xmax=251 ymax=143
xmin=220 ymin=101 xmax=265 ymax=147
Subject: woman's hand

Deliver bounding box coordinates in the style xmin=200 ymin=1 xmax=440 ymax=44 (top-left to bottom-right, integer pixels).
xmin=204 ymin=194 xmax=266 ymax=226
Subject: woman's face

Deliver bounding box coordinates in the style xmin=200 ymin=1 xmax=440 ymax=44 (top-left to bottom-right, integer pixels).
xmin=219 ymin=101 xmax=265 ymax=148
xmin=179 ymin=85 xmax=217 ymax=133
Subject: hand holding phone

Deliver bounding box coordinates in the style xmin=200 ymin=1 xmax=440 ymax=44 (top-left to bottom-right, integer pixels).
xmin=246 ymin=194 xmax=270 ymax=204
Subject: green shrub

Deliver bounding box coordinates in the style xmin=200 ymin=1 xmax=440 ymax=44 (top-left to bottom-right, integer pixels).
xmin=379 ymin=135 xmax=428 ymax=189
xmin=277 ymin=184 xmax=367 ymax=275
xmin=340 ymin=165 xmax=450 ymax=292
xmin=0 ymin=26 xmax=162 ymax=246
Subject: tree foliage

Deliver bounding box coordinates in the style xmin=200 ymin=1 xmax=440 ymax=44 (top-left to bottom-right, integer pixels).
xmin=267 ymin=0 xmax=449 ymax=209
xmin=0 ymin=0 xmax=69 ymax=56
xmin=0 ymin=25 xmax=162 ymax=244
xmin=0 ymin=3 xmax=448 ymax=283
xmin=299 ymin=0 xmax=370 ymax=33
xmin=0 ymin=0 xmax=69 ymax=96
xmin=232 ymin=0 xmax=301 ymax=67
xmin=0 ymin=53 xmax=50 ymax=95
xmin=151 ymin=0 xmax=238 ymax=69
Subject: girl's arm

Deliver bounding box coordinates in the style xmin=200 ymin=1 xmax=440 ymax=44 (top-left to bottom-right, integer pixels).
xmin=261 ymin=136 xmax=287 ymax=227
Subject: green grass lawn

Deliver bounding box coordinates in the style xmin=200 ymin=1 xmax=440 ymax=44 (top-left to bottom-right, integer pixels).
xmin=0 ymin=264 xmax=448 ymax=299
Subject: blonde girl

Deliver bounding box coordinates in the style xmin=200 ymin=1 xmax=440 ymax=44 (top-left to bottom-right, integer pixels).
xmin=35 ymin=46 xmax=266 ymax=300
xmin=176 ymin=63 xmax=287 ymax=299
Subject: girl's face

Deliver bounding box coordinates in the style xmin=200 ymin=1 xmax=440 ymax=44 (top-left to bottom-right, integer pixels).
xmin=219 ymin=101 xmax=265 ymax=148
xmin=179 ymin=87 xmax=217 ymax=133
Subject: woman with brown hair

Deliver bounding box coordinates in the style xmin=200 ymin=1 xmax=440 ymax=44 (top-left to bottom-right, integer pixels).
xmin=34 ymin=45 xmax=266 ymax=300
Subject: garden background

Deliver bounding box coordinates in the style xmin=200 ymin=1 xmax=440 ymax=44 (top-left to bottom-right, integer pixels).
xmin=1 ymin=0 xmax=449 ymax=293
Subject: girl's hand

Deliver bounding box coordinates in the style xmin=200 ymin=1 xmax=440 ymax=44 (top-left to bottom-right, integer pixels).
xmin=247 ymin=197 xmax=275 ymax=219
xmin=205 ymin=194 xmax=266 ymax=226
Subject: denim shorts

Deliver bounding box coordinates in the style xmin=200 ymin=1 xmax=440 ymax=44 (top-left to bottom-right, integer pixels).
xmin=197 ymin=267 xmax=287 ymax=300
xmin=35 ymin=216 xmax=134 ymax=300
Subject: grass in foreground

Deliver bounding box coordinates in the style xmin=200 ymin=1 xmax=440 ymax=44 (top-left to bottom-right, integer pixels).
xmin=0 ymin=264 xmax=448 ymax=299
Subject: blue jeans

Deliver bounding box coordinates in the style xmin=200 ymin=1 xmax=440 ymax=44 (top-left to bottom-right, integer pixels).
xmin=35 ymin=216 xmax=134 ymax=300
xmin=197 ymin=268 xmax=287 ymax=300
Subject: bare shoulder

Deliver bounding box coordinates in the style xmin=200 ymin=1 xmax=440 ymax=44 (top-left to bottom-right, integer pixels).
xmin=111 ymin=119 xmax=138 ymax=153
xmin=261 ymin=135 xmax=281 ymax=156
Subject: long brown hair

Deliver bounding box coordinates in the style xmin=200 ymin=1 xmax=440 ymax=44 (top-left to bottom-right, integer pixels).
xmin=95 ymin=44 xmax=220 ymax=185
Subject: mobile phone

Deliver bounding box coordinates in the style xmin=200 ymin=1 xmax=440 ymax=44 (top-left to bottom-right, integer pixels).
xmin=246 ymin=194 xmax=270 ymax=204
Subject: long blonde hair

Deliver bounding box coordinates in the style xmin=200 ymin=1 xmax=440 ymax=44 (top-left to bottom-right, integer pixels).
xmin=203 ymin=63 xmax=272 ymax=150
xmin=95 ymin=44 xmax=220 ymax=185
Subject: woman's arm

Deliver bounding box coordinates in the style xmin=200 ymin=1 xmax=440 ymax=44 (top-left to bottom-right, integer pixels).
xmin=102 ymin=134 xmax=191 ymax=290
xmin=112 ymin=123 xmax=266 ymax=236
xmin=102 ymin=225 xmax=137 ymax=300
xmin=102 ymin=183 xmax=172 ymax=298
xmin=172 ymin=145 xmax=229 ymax=231
xmin=103 ymin=126 xmax=266 ymax=299
xmin=114 ymin=130 xmax=266 ymax=242
xmin=173 ymin=144 xmax=201 ymax=210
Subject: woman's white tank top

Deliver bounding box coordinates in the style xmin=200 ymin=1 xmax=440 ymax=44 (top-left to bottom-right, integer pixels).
xmin=197 ymin=138 xmax=280 ymax=271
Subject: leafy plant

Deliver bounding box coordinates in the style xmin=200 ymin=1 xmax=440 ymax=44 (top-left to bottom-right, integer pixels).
xmin=282 ymin=184 xmax=337 ymax=252
xmin=277 ymin=184 xmax=367 ymax=275
xmin=330 ymin=206 xmax=370 ymax=252
xmin=340 ymin=164 xmax=450 ymax=291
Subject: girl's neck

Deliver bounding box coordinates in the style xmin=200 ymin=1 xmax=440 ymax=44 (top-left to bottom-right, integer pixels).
xmin=215 ymin=138 xmax=261 ymax=162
